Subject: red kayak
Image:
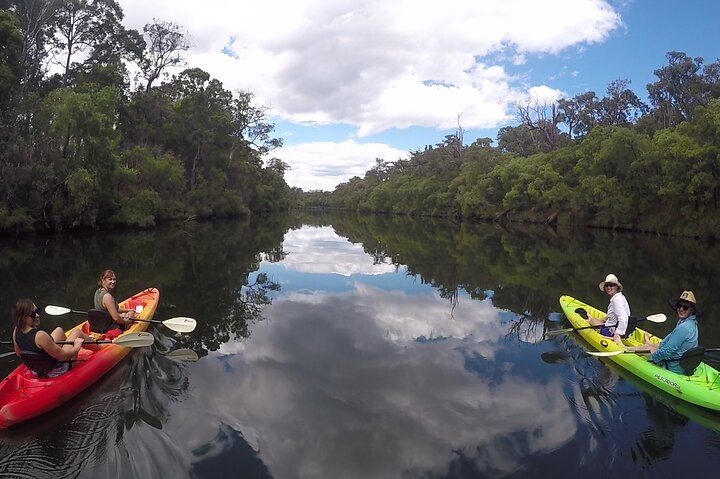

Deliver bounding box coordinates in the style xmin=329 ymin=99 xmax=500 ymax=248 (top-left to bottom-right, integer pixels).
xmin=0 ymin=288 xmax=159 ymax=428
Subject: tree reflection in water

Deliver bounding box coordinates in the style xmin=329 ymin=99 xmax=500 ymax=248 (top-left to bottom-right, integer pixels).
xmin=0 ymin=340 xmax=192 ymax=479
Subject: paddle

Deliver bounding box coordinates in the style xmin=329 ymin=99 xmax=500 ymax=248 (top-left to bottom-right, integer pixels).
xmin=588 ymin=347 xmax=720 ymax=358
xmin=546 ymin=308 xmax=667 ymax=335
xmin=0 ymin=332 xmax=155 ymax=348
xmin=44 ymin=305 xmax=197 ymax=333
xmin=164 ymin=348 xmax=199 ymax=362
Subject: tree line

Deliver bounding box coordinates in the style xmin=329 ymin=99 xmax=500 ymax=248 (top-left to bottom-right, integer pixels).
xmin=0 ymin=0 xmax=290 ymax=233
xmin=301 ymin=52 xmax=720 ymax=238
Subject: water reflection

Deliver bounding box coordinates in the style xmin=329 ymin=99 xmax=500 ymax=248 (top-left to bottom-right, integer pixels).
xmin=179 ymin=293 xmax=576 ymax=478
xmin=280 ymin=226 xmax=398 ymax=276
xmin=161 ymin=225 xmax=581 ymax=477
xmin=0 ymin=340 xmax=192 ymax=478
xmin=542 ymin=332 xmax=720 ymax=471
xmin=1 ymin=215 xmax=720 ymax=477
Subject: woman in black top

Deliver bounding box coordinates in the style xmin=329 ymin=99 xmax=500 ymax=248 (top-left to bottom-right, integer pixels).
xmin=11 ymin=298 xmax=95 ymax=377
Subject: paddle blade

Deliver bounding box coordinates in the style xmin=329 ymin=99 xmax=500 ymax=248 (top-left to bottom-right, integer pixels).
xmin=587 ymin=349 xmax=651 ymax=357
xmin=45 ymin=305 xmax=72 ymax=316
xmin=646 ymin=313 xmax=666 ymax=323
xmin=545 ymin=328 xmax=575 ymax=336
xmin=165 ymin=348 xmax=199 ymax=362
xmin=162 ymin=317 xmax=197 ymax=333
xmin=112 ymin=332 xmax=155 ymax=348
xmin=587 ymin=350 xmax=626 ymax=357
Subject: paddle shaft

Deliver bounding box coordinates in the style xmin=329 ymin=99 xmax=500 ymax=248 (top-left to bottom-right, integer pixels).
xmin=588 ymin=347 xmax=720 ymax=358
xmin=549 ymin=309 xmax=666 ymax=336
xmin=0 ymin=351 xmax=91 ymax=362
xmin=44 ymin=305 xmax=196 ymax=333
xmin=547 ymin=323 xmax=603 ymax=335
xmin=0 ymin=339 xmax=122 ymax=346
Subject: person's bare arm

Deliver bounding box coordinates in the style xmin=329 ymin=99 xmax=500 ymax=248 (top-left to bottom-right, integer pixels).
xmin=35 ymin=331 xmax=82 ymax=360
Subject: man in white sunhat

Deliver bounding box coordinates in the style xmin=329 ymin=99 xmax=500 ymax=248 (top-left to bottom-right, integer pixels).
xmin=589 ymin=273 xmax=632 ymax=346
xmin=640 ymin=290 xmax=700 ymax=374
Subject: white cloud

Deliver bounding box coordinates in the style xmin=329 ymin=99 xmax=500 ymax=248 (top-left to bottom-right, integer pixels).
xmin=526 ymin=85 xmax=566 ymax=104
xmin=116 ymin=0 xmax=622 ymax=190
xmin=117 ymin=0 xmax=621 ymax=133
xmin=274 ymin=139 xmax=408 ymax=191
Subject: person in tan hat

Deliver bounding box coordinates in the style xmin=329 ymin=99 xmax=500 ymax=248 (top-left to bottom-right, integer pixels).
xmin=589 ymin=273 xmax=631 ymax=346
xmin=640 ymin=290 xmax=699 ymax=374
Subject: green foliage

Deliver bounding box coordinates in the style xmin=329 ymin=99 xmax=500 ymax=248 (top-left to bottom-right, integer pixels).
xmin=0 ymin=9 xmax=22 ymax=106
xmin=0 ymin=206 xmax=33 ymax=232
xmin=122 ymin=146 xmax=186 ymax=219
xmin=64 ymin=168 xmax=100 ymax=227
xmin=317 ymin=97 xmax=720 ymax=237
xmin=39 ymin=85 xmax=121 ymax=177
xmin=111 ymin=188 xmax=161 ymax=227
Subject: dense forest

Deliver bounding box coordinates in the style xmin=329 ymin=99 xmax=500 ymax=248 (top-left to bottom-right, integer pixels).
xmin=3 ymin=2 xmax=719 ymax=238
xmin=0 ymin=0 xmax=291 ymax=233
xmin=299 ymin=52 xmax=720 ymax=238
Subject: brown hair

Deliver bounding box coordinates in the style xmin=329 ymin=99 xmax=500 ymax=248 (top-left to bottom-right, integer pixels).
xmin=11 ymin=298 xmax=35 ymax=327
xmin=98 ymin=269 xmax=116 ymax=287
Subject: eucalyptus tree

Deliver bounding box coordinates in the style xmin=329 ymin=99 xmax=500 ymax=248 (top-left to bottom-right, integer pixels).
xmin=46 ymin=0 xmax=130 ymax=83
xmin=36 ymin=85 xmax=121 ymax=227
xmin=138 ymin=19 xmax=190 ymax=92
xmin=497 ymin=125 xmax=539 ymax=156
xmin=1 ymin=0 xmax=59 ymax=92
xmin=646 ymin=51 xmax=709 ymax=129
xmin=227 ymin=90 xmax=284 ymax=204
xmin=231 ymin=90 xmax=283 ymax=158
xmin=161 ymin=68 xmax=233 ymax=192
xmin=556 ymin=91 xmax=602 ymax=140
xmin=598 ymin=79 xmax=647 ymax=127
xmin=512 ymin=101 xmax=568 ymax=152
xmin=0 ymin=9 xmax=22 ymax=111
xmin=653 ymin=101 xmax=720 ymax=221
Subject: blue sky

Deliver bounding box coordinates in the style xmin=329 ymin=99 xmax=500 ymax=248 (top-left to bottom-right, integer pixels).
xmin=117 ymin=0 xmax=720 ymax=191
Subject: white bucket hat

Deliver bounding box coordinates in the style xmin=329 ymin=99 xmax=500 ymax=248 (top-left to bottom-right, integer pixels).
xmin=598 ymin=273 xmax=623 ymax=292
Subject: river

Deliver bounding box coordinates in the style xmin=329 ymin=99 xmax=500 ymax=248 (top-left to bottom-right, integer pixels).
xmin=0 ymin=213 xmax=719 ymax=478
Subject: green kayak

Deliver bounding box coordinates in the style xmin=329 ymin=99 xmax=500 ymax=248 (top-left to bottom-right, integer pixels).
xmin=559 ymin=295 xmax=720 ymax=412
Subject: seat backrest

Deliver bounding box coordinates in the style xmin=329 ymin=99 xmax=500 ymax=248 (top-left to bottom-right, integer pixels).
xmin=87 ymin=309 xmax=117 ymax=333
xmin=623 ymin=316 xmax=638 ymax=337
xmin=679 ymin=346 xmax=705 ymax=375
xmin=19 ymin=351 xmax=58 ymax=378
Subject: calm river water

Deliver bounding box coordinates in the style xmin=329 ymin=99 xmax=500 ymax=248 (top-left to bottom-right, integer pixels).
xmin=0 ymin=213 xmax=719 ymax=478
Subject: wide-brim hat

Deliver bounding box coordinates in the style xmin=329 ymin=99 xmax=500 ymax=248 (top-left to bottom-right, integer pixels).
xmin=598 ymin=273 xmax=623 ymax=292
xmin=669 ymin=290 xmax=701 ymax=316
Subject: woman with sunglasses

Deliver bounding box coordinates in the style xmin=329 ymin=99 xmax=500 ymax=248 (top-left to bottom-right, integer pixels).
xmin=94 ymin=269 xmax=136 ymax=331
xmin=11 ymin=298 xmax=95 ymax=377
xmin=589 ymin=273 xmax=631 ymax=346
xmin=639 ymin=290 xmax=699 ymax=374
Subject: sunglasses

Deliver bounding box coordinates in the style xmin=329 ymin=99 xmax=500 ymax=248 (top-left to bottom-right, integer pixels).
xmin=604 ymin=284 xmax=617 ymax=289
xmin=29 ymin=309 xmax=40 ymax=318
xmin=677 ymin=303 xmax=692 ymax=311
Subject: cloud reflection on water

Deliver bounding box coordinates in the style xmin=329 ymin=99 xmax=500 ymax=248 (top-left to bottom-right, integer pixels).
xmin=169 ymin=281 xmax=577 ymax=478
xmin=279 ymin=226 xmax=398 ymax=276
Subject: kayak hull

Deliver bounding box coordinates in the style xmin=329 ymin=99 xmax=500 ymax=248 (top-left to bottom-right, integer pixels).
xmin=0 ymin=288 xmax=159 ymax=428
xmin=559 ymin=295 xmax=720 ymax=412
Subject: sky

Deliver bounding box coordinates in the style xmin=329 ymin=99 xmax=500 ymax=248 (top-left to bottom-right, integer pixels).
xmin=115 ymin=0 xmax=720 ymax=191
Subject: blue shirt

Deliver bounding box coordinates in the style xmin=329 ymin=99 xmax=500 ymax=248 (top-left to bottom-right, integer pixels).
xmin=650 ymin=316 xmax=698 ymax=374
